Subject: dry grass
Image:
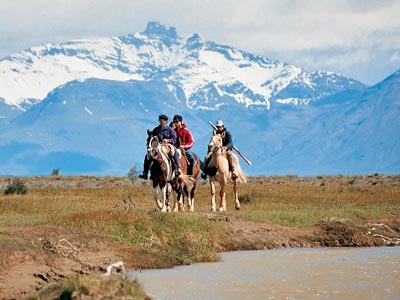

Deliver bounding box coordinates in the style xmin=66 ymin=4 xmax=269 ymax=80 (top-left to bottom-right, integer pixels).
xmin=1 ymin=175 xmax=399 ymax=229
xmin=29 ymin=275 xmax=150 ymax=300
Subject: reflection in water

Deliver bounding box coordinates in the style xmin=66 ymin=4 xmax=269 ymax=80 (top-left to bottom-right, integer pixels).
xmin=129 ymin=247 xmax=400 ymax=300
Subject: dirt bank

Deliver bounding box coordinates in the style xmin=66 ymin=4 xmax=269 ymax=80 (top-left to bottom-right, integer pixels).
xmin=1 ymin=213 xmax=399 ymax=299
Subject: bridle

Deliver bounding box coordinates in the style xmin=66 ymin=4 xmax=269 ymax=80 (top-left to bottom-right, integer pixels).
xmin=207 ymin=133 xmax=223 ymax=159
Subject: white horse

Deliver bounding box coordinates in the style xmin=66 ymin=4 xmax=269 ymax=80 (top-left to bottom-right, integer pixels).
xmin=206 ymin=132 xmax=246 ymax=211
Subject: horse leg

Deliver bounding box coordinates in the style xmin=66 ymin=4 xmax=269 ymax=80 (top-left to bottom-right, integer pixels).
xmin=188 ymin=187 xmax=195 ymax=212
xmin=160 ymin=184 xmax=168 ymax=212
xmin=233 ymin=178 xmax=240 ymax=210
xmin=210 ymin=178 xmax=217 ymax=212
xmin=219 ymin=180 xmax=227 ymax=212
xmin=165 ymin=184 xmax=172 ymax=212
xmin=178 ymin=190 xmax=185 ymax=212
xmin=152 ymin=185 xmax=162 ymax=210
xmin=176 ymin=184 xmax=185 ymax=212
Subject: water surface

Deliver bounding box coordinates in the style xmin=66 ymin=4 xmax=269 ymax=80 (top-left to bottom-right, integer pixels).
xmin=129 ymin=247 xmax=400 ymax=300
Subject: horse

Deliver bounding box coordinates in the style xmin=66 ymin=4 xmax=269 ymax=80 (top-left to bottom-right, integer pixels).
xmin=171 ymin=150 xmax=201 ymax=212
xmin=205 ymin=132 xmax=246 ymax=212
xmin=146 ymin=135 xmax=194 ymax=212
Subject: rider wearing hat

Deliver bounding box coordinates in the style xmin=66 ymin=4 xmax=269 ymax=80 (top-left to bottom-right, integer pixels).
xmin=139 ymin=114 xmax=181 ymax=180
xmin=202 ymin=120 xmax=238 ymax=179
xmin=172 ymin=114 xmax=195 ymax=176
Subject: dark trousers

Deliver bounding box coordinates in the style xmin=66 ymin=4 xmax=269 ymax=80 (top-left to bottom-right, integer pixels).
xmin=185 ymin=151 xmax=194 ymax=175
xmin=142 ymin=155 xmax=152 ymax=175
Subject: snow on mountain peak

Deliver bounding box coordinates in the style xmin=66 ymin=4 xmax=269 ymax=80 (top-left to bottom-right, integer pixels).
xmin=0 ymin=22 xmax=365 ymax=109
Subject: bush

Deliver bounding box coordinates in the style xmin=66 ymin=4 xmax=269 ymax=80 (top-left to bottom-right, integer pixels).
xmin=4 ymin=178 xmax=28 ymax=195
xmin=52 ymin=168 xmax=60 ymax=176
xmin=238 ymin=194 xmax=252 ymax=203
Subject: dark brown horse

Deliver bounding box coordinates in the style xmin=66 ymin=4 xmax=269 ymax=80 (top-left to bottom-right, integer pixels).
xmin=146 ymin=135 xmax=193 ymax=212
xmin=171 ymin=150 xmax=201 ymax=212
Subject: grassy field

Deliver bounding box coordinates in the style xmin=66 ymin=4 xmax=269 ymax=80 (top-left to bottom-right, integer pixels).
xmin=1 ymin=174 xmax=399 ymax=228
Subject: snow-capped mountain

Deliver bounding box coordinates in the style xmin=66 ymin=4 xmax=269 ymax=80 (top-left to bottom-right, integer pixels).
xmin=0 ymin=21 xmax=364 ymax=111
xmin=266 ymin=69 xmax=400 ymax=175
xmin=0 ymin=22 xmax=397 ymax=176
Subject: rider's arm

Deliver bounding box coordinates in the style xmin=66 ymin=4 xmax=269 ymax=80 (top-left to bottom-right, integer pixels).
xmin=180 ymin=128 xmax=194 ymax=150
xmin=224 ymin=131 xmax=234 ymax=150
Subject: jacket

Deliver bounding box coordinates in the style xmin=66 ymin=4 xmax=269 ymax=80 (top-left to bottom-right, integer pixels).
xmin=174 ymin=123 xmax=194 ymax=150
xmin=217 ymin=128 xmax=233 ymax=150
xmin=151 ymin=124 xmax=177 ymax=145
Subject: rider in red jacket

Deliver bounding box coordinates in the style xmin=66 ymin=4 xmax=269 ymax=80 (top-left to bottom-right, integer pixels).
xmin=173 ymin=114 xmax=195 ymax=176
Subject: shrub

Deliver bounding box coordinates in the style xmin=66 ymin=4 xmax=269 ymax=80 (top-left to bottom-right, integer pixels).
xmin=238 ymin=194 xmax=252 ymax=203
xmin=4 ymin=178 xmax=28 ymax=195
xmin=52 ymin=168 xmax=60 ymax=176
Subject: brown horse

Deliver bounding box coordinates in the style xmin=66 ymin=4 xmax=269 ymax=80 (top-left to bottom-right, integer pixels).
xmin=146 ymin=135 xmax=194 ymax=212
xmin=171 ymin=151 xmax=201 ymax=212
xmin=205 ymin=132 xmax=246 ymax=211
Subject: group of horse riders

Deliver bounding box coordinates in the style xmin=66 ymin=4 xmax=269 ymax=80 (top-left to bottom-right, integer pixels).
xmin=138 ymin=114 xmax=238 ymax=181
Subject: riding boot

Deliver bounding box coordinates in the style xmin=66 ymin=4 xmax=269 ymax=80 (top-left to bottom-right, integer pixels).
xmin=173 ymin=151 xmax=181 ymax=176
xmin=227 ymin=151 xmax=238 ymax=179
xmin=200 ymin=156 xmax=210 ymax=179
xmin=139 ymin=156 xmax=151 ymax=180
xmin=231 ymin=166 xmax=238 ymax=179
xmin=186 ymin=152 xmax=194 ymax=176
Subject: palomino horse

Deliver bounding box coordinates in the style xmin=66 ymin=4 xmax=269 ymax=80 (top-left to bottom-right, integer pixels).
xmin=146 ymin=135 xmax=194 ymax=212
xmin=171 ymin=151 xmax=201 ymax=212
xmin=206 ymin=132 xmax=246 ymax=211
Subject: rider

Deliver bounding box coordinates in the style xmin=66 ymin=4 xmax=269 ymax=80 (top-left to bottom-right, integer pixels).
xmin=172 ymin=114 xmax=195 ymax=176
xmin=139 ymin=114 xmax=181 ymax=180
xmin=201 ymin=120 xmax=238 ymax=179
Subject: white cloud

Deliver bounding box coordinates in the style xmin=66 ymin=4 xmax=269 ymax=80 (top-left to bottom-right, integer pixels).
xmin=0 ymin=0 xmax=399 ymax=84
xmin=390 ymin=51 xmax=400 ymax=63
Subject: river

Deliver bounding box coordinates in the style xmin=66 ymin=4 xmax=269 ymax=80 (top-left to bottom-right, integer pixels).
xmin=129 ymin=247 xmax=400 ymax=300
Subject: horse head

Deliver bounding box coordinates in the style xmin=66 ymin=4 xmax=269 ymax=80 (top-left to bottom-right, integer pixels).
xmin=146 ymin=134 xmax=161 ymax=160
xmin=208 ymin=133 xmax=223 ymax=156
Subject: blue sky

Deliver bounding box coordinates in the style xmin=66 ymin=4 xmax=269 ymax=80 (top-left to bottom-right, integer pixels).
xmin=1 ymin=0 xmax=399 ymax=85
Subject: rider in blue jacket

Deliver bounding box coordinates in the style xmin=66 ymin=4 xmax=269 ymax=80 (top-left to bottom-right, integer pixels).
xmin=139 ymin=114 xmax=181 ymax=179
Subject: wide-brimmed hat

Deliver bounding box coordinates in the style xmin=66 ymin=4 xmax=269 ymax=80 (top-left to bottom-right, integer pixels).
xmin=216 ymin=120 xmax=224 ymax=127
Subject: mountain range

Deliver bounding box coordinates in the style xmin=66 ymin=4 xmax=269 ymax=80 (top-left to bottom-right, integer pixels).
xmin=0 ymin=22 xmax=398 ymax=176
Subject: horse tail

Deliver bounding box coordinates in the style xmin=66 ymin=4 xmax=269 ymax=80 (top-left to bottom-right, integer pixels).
xmin=235 ymin=161 xmax=247 ymax=184
xmin=178 ymin=173 xmax=195 ymax=191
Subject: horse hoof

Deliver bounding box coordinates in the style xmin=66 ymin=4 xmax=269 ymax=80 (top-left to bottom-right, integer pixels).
xmin=218 ymin=207 xmax=226 ymax=212
xmin=210 ymin=207 xmax=216 ymax=212
xmin=189 ymin=206 xmax=194 ymax=212
xmin=235 ymin=204 xmax=241 ymax=210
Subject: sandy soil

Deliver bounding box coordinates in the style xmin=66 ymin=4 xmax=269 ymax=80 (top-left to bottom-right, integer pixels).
xmin=1 ymin=213 xmax=399 ymax=300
